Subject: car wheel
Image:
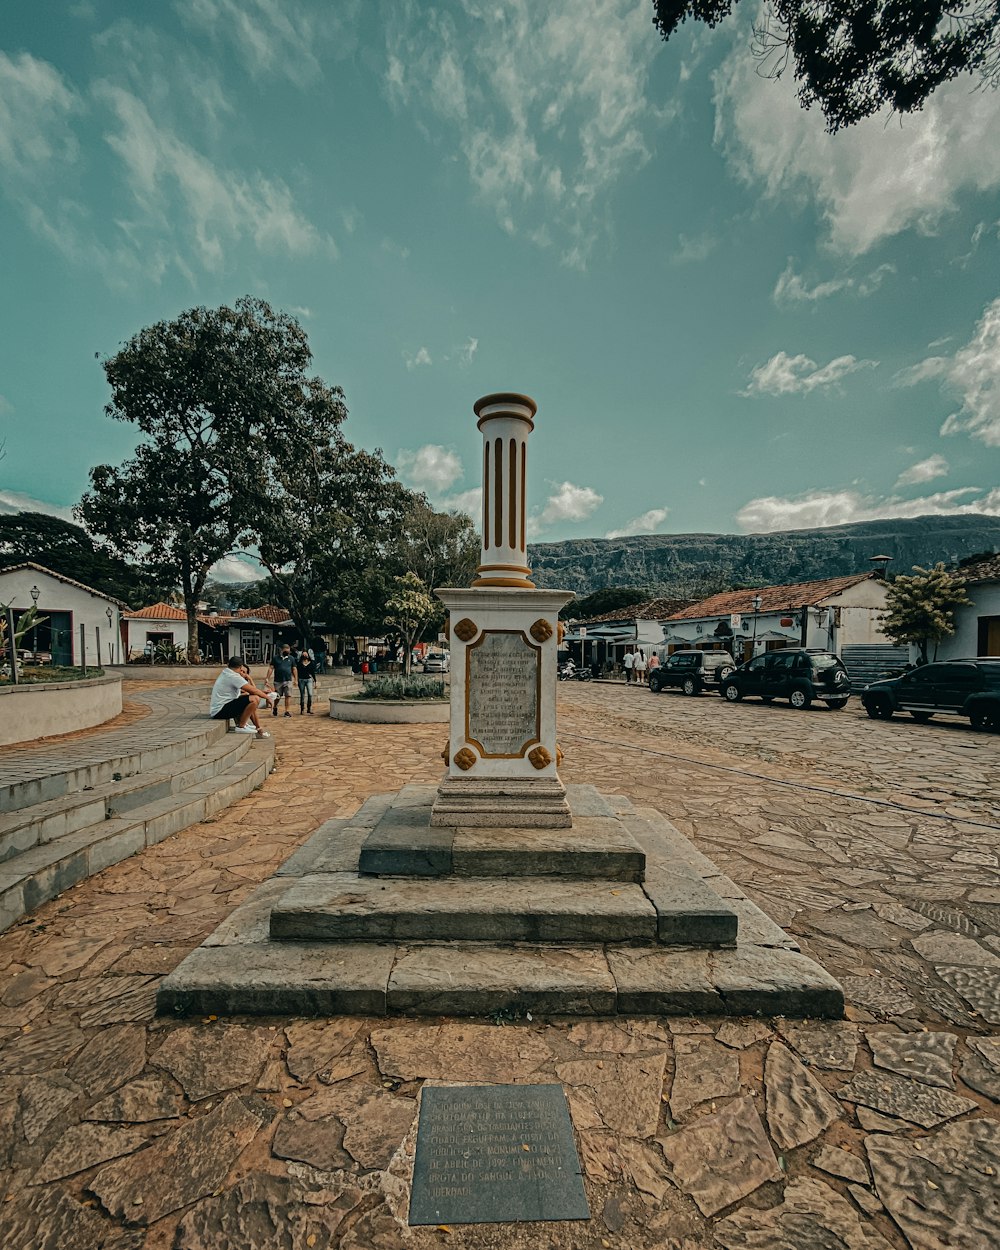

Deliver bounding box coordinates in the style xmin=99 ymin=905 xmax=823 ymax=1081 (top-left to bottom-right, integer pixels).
xmin=722 ymin=682 xmax=742 ymax=702
xmin=718 ymin=667 xmax=734 ymax=683
xmin=910 ymin=711 xmax=933 ymax=723
xmin=826 ymin=698 xmax=849 ymax=710
xmin=789 ymin=688 xmax=812 ymax=710
xmin=864 ymin=702 xmax=881 ymax=719
xmin=649 ymin=676 xmax=662 ymax=694
xmin=970 ymin=710 xmax=999 ymax=732
xmin=682 ymin=677 xmax=698 ymax=696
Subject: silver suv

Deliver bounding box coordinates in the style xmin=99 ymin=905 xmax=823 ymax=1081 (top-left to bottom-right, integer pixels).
xmin=649 ymin=650 xmax=736 ymax=695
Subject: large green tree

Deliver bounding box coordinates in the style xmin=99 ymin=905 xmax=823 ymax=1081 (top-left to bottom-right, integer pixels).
xmin=652 ymin=1 xmax=1000 ymax=132
xmin=79 ymin=297 xmax=349 ymax=661
xmin=255 ymin=438 xmax=412 ymax=647
xmin=383 ymin=572 xmax=437 ymax=676
xmin=0 ymin=511 xmax=168 ymax=605
xmin=882 ymin=562 xmax=972 ymax=663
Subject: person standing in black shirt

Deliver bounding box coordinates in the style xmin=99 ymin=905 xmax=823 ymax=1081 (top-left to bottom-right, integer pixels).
xmin=297 ymin=649 xmax=316 ymax=714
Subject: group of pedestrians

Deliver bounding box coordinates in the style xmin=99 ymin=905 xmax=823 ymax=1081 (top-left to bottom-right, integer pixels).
xmin=622 ymin=647 xmax=658 ymax=685
xmin=264 ymin=644 xmax=318 ymax=717
xmin=208 ymin=643 xmax=323 ymax=739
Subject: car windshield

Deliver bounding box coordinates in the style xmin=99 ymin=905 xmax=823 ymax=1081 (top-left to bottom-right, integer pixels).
xmin=810 ymin=654 xmax=839 ymax=670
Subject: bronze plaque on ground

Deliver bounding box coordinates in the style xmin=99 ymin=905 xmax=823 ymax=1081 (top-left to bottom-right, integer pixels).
xmin=466 ymin=630 xmax=540 ymax=757
xmin=408 ymin=1083 xmax=589 ymax=1226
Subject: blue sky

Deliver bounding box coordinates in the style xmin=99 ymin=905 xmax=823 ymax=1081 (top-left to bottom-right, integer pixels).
xmin=1 ymin=0 xmax=999 ymax=582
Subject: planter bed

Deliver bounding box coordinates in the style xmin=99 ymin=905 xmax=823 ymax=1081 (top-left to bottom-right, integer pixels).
xmin=328 ymin=696 xmax=449 ymax=724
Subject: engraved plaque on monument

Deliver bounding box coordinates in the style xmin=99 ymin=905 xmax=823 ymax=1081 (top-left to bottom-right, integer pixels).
xmin=409 ymin=1084 xmax=590 ymax=1226
xmin=466 ymin=630 xmax=540 ymax=757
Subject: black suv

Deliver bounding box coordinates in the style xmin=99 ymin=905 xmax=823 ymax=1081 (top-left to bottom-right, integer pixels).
xmin=649 ymin=650 xmax=736 ymax=695
xmin=721 ymin=649 xmax=851 ymax=710
xmin=861 ymin=658 xmax=1000 ymax=730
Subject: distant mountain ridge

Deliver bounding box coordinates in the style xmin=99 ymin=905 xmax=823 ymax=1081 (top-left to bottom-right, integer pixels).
xmin=528 ymin=514 xmax=1000 ymax=597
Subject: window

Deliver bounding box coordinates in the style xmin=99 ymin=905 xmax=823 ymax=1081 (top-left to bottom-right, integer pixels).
xmin=934 ymin=664 xmax=979 ymax=686
xmin=747 ymin=655 xmax=767 ymax=672
xmin=767 ymin=653 xmax=795 ymax=670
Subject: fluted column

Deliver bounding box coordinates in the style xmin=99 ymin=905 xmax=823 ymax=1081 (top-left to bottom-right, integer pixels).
xmin=472 ymin=392 xmax=535 ymax=589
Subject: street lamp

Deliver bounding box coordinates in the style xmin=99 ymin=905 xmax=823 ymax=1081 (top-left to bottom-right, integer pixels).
xmin=30 ymin=585 xmax=40 ymax=661
xmin=106 ymin=606 xmax=114 ymax=665
xmin=751 ymin=594 xmax=762 ymax=654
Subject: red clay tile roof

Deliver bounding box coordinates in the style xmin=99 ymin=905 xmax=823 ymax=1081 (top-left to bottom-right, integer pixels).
xmin=667 ymin=573 xmax=876 ymax=620
xmin=959 ymin=553 xmax=1000 ymax=583
xmin=122 ymin=601 xmax=187 ymax=620
xmin=581 ymin=597 xmax=694 ymax=624
xmin=235 ymin=604 xmax=291 ymax=623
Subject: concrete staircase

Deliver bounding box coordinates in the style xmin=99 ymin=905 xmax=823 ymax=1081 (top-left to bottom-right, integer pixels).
xmin=158 ymin=783 xmax=844 ymax=1020
xmin=0 ymin=688 xmax=274 ymax=933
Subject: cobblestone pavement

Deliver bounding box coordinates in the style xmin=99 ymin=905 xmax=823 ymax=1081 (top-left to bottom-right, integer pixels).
xmin=0 ymin=679 xmax=998 ymax=1249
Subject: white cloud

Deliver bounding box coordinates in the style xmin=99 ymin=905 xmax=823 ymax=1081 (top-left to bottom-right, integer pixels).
xmin=439 ymin=486 xmax=482 ymax=520
xmin=772 ymin=260 xmax=895 ymax=306
xmin=530 ymin=481 xmax=604 ymax=535
xmin=0 ymin=395 xmax=12 ymax=416
xmin=96 ymin=83 xmax=334 ymax=273
xmin=403 ymin=346 xmax=432 ymax=371
xmin=606 ymin=507 xmax=670 ymax=539
xmin=458 ymin=336 xmax=478 ymax=366
xmin=672 ymin=232 xmax=718 ymax=264
xmin=385 ymin=0 xmax=668 ymax=267
xmin=178 ymin=0 xmax=357 ymax=86
xmin=742 ymin=351 xmax=878 ymax=397
xmin=895 ymin=454 xmax=949 ymax=488
xmin=714 ymin=39 xmax=1000 ymax=255
xmin=0 ymin=51 xmax=79 ymax=183
xmin=396 ymin=445 xmax=463 ymax=495
xmin=209 ymin=556 xmax=263 ymax=584
xmin=0 ymin=491 xmax=76 ymax=523
xmin=895 ymin=297 xmax=1000 ymax=447
xmin=735 ymin=485 xmax=1000 ymax=533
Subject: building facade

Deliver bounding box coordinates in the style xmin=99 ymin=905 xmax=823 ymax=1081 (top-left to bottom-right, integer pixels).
xmin=0 ymin=562 xmax=124 ymax=666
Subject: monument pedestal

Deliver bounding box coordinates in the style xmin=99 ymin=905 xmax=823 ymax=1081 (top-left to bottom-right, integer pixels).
xmin=431 ymin=587 xmax=573 ymax=828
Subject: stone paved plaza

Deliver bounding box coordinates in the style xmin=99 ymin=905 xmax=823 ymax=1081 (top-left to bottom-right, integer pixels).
xmin=1 ymin=678 xmax=998 ymax=1248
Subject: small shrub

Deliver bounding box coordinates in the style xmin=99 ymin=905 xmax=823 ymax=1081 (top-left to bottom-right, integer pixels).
xmin=355 ymin=674 xmax=445 ymax=700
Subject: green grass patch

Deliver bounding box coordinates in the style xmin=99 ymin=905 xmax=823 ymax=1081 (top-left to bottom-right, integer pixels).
xmin=354 ymin=674 xmax=445 ymax=700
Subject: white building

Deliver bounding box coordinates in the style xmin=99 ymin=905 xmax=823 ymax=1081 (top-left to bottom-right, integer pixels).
xmin=121 ymin=602 xmax=190 ymax=660
xmin=0 ymin=562 xmax=124 ymax=666
xmin=662 ymin=572 xmax=892 ymax=665
xmin=936 ymin=554 xmax=1000 ymax=660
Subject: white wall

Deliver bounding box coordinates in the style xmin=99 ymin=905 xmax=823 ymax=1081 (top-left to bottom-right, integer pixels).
xmin=937 ymin=581 xmax=1000 ymax=659
xmin=124 ymin=618 xmax=188 ymax=658
xmin=0 ymin=567 xmax=120 ymax=666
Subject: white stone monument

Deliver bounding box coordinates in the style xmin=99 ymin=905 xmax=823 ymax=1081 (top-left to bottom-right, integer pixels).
xmin=432 ymin=393 xmax=574 ymax=827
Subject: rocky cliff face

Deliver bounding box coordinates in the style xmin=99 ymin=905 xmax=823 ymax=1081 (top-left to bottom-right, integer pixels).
xmin=528 ymin=515 xmax=1000 ymax=596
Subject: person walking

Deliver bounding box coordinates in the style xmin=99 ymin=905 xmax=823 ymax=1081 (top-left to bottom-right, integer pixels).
xmin=622 ymin=648 xmax=635 ymax=685
xmin=634 ymin=649 xmax=647 ymax=686
xmin=265 ymin=644 xmax=297 ymax=718
xmin=297 ymin=648 xmax=317 ymax=714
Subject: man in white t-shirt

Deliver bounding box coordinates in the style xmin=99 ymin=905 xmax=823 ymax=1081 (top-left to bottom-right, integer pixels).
xmin=210 ymin=656 xmax=275 ymax=736
xmin=622 ymin=649 xmax=635 ymax=684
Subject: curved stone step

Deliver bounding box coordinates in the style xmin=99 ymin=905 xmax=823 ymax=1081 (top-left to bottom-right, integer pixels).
xmin=0 ymin=740 xmax=274 ymax=933
xmin=0 ymin=733 xmax=255 ymax=863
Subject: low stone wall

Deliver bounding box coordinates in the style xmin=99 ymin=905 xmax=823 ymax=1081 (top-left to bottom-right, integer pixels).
xmin=328 ymin=696 xmax=449 ymax=724
xmin=0 ymin=674 xmax=123 ymax=747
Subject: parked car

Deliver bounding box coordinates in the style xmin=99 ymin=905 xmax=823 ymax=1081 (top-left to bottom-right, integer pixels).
xmin=422 ymin=651 xmax=451 ymax=674
xmin=721 ymin=649 xmax=851 ymax=710
xmin=861 ymin=658 xmax=1000 ymax=731
xmin=649 ymin=650 xmax=736 ymax=695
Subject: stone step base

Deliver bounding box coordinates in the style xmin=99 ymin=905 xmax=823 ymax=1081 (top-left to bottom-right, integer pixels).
xmin=358 ymin=783 xmax=645 ymax=882
xmin=158 ymin=786 xmax=842 ymax=1019
xmin=270 ymin=873 xmax=660 ymax=943
xmin=157 ymin=938 xmax=843 ymax=1019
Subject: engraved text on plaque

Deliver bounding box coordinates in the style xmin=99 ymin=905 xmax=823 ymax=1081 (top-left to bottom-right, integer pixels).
xmin=466 ymin=630 xmax=540 ymax=756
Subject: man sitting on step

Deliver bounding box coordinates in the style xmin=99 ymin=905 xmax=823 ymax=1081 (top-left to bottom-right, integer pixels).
xmin=209 ymin=655 xmax=275 ymax=737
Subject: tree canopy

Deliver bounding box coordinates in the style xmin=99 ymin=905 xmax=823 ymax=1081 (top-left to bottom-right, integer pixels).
xmin=383 ymin=572 xmax=437 ymax=675
xmin=79 ymin=297 xmax=350 ymax=661
xmin=652 ymin=1 xmax=1000 ymax=132
xmin=881 ymin=562 xmax=972 ymax=662
xmin=561 ymin=587 xmax=650 ymax=620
